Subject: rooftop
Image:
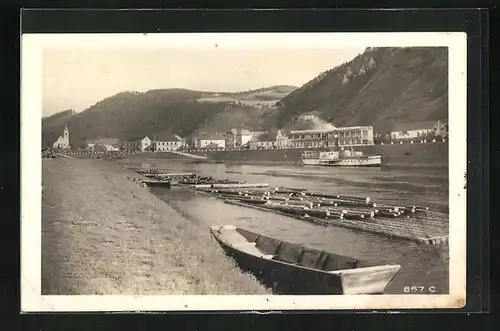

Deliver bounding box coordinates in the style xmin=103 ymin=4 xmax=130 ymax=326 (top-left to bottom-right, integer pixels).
xmin=392 ymin=121 xmax=443 ymax=132
xmin=154 ymin=132 xmax=183 ymax=141
xmin=87 ymin=138 xmax=121 ymax=145
xmin=194 ymin=132 xmax=226 ymax=140
xmin=255 ymin=132 xmax=278 ymax=142
xmin=290 ymin=125 xmax=374 ymax=134
xmin=123 ymin=136 xmax=148 ymax=142
xmin=203 ymin=142 xmax=221 ymax=149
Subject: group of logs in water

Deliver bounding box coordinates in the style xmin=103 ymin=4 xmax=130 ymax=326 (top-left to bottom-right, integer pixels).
xmin=127 ymin=166 xmax=449 ymax=247
xmin=194 ymin=186 xmax=449 ymax=247
xmin=137 ymin=169 xmax=244 ymax=186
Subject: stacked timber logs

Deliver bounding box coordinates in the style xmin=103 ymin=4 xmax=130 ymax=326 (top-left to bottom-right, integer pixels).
xmin=124 ymin=166 xmax=448 ymax=248
xmin=137 ymin=168 xmax=173 ymax=175
xmin=194 ymin=186 xmax=449 ymax=248
xmin=128 ymin=167 xmax=258 ymax=188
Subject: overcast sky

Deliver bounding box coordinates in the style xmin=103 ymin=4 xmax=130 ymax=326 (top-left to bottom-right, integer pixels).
xmin=42 ymin=47 xmax=365 ymax=116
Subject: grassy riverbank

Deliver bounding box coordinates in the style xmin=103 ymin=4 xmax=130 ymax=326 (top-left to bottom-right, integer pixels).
xmin=42 ymin=159 xmax=269 ymax=295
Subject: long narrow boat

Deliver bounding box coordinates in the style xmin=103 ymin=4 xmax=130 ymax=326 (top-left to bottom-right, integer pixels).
xmin=140 ymin=180 xmax=172 ymax=188
xmin=210 ymin=225 xmax=401 ymax=295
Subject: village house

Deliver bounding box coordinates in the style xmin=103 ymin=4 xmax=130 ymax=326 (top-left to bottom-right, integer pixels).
xmin=86 ymin=138 xmax=121 ymax=152
xmin=52 ymin=125 xmax=71 ymax=150
xmin=193 ymin=133 xmax=226 ymax=149
xmin=234 ymin=128 xmax=253 ymax=147
xmin=121 ymin=135 xmax=152 ymax=151
xmin=301 ymin=114 xmax=316 ymax=121
xmin=121 ymin=138 xmax=139 ymax=151
xmin=390 ymin=120 xmax=448 ymax=141
xmin=224 ymin=130 xmax=237 ymax=149
xmin=249 ymin=131 xmax=278 ymax=149
xmin=203 ymin=142 xmax=223 ymax=150
xmin=154 ymin=133 xmax=184 ymax=152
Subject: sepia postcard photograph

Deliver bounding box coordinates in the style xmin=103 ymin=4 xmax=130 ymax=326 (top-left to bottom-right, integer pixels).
xmin=21 ymin=32 xmax=467 ymax=312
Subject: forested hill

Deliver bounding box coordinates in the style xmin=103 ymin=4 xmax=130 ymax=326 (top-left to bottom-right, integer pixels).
xmin=42 ymin=90 xmax=223 ymax=147
xmin=41 ymin=86 xmax=295 ymax=147
xmin=274 ymin=47 xmax=448 ymax=132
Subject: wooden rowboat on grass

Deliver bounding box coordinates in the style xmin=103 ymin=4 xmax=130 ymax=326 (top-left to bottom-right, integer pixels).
xmin=210 ymin=225 xmax=401 ymax=295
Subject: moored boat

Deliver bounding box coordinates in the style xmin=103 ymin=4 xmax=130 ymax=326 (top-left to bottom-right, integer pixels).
xmin=140 ymin=179 xmax=172 ymax=188
xmin=210 ymin=225 xmax=401 ymax=295
xmin=302 ymin=149 xmax=382 ymax=167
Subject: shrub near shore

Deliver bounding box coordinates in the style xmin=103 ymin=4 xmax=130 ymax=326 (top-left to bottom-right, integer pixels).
xmin=42 ymin=159 xmax=269 ymax=295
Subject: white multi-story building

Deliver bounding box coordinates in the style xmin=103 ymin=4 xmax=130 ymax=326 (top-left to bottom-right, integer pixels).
xmin=235 ymin=128 xmax=253 ymax=147
xmin=122 ymin=135 xmax=152 ymax=151
xmin=193 ymin=133 xmax=226 ymax=149
xmin=290 ymin=125 xmax=375 ymax=148
xmin=154 ymin=133 xmax=185 ymax=151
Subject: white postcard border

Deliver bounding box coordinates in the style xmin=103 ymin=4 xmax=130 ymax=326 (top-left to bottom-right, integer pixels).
xmin=21 ymin=32 xmax=467 ymax=312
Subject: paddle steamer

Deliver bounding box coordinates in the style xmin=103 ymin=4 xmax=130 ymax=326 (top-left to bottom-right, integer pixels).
xmin=301 ymin=148 xmax=382 ymax=167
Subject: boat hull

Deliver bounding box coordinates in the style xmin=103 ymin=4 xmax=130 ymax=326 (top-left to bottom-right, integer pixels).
xmin=140 ymin=180 xmax=172 ymax=188
xmin=302 ymin=156 xmax=382 ymax=167
xmin=210 ymin=225 xmax=400 ymax=295
xmin=212 ymin=228 xmax=344 ymax=294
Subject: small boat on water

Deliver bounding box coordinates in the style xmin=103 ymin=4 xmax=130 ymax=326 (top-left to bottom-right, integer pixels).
xmin=302 ymin=149 xmax=382 ymax=167
xmin=141 ymin=179 xmax=172 ymax=188
xmin=210 ymin=225 xmax=401 ymax=295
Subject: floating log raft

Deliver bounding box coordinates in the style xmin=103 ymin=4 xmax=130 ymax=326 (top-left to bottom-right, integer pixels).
xmin=125 ymin=167 xmax=448 ymax=248
xmin=143 ymin=172 xmax=196 ymax=178
xmin=195 ymin=186 xmax=448 ymax=248
xmin=225 ymin=199 xmax=448 ymax=247
xmin=136 ymin=168 xmax=173 ymax=175
xmin=193 ymin=183 xmax=270 ymax=189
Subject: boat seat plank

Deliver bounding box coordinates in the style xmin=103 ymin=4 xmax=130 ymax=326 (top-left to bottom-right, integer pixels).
xmin=235 ymin=243 xmax=267 ymax=256
xmin=315 ymin=251 xmax=330 ymax=270
xmin=255 ymin=235 xmax=282 ymax=255
xmin=219 ymin=230 xmax=252 ymax=246
xmin=322 ymin=253 xmax=360 ymax=271
xmin=236 ymin=228 xmax=260 ymax=243
xmin=233 ymin=242 xmax=257 ymax=248
xmin=298 ymin=248 xmax=324 ymax=269
xmin=273 ymin=241 xmax=304 ymax=264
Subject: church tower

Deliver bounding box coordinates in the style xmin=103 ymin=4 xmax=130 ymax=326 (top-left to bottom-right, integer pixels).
xmin=63 ymin=125 xmax=69 ymax=141
xmin=52 ymin=125 xmax=71 ymax=149
xmin=63 ymin=125 xmax=70 ymax=149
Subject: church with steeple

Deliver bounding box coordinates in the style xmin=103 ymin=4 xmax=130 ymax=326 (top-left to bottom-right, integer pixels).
xmin=52 ymin=125 xmax=71 ymax=150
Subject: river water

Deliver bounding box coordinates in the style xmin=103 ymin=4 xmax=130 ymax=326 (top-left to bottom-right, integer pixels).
xmin=120 ymin=159 xmax=449 ymax=294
